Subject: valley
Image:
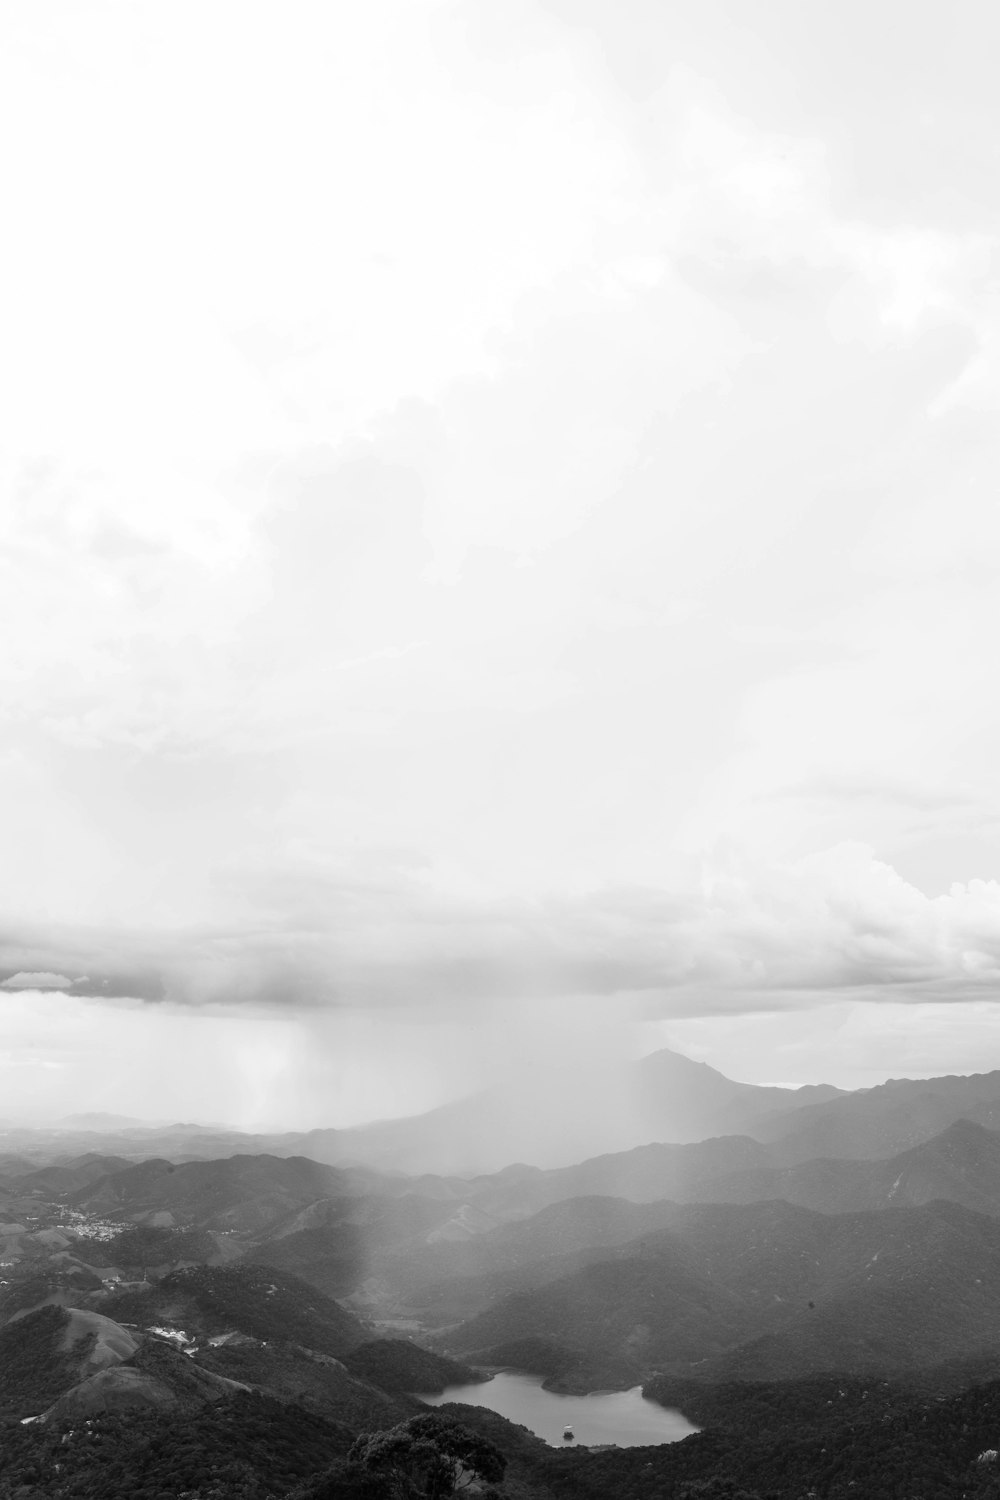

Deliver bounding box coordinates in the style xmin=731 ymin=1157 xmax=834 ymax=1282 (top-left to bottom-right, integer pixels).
xmin=4 ymin=1051 xmax=1000 ymax=1495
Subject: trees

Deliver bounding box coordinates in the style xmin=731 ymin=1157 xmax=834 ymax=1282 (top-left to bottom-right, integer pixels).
xmin=347 ymin=1413 xmax=507 ymax=1498
xmin=676 ymin=1481 xmax=764 ymax=1499
xmin=287 ymin=1462 xmax=398 ymax=1499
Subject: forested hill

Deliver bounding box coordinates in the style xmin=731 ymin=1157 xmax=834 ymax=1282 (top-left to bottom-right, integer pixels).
xmin=8 ymin=1370 xmax=1000 ymax=1498
xmin=101 ymin=1263 xmax=369 ymax=1357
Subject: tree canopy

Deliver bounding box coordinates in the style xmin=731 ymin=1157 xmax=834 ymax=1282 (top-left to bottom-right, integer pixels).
xmin=347 ymin=1412 xmax=506 ymax=1498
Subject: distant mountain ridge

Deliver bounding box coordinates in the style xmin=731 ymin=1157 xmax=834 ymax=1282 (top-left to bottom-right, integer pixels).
xmin=0 ymin=1047 xmax=845 ymax=1176
xmin=20 ymin=1049 xmax=1000 ymax=1180
xmin=59 ymin=1112 xmax=168 ymax=1130
xmin=447 ymin=1116 xmax=1000 ymax=1222
xmin=441 ymin=1196 xmax=1000 ymax=1385
xmin=756 ymin=1068 xmax=1000 ymax=1162
xmin=280 ymin=1048 xmax=847 ymax=1175
xmin=284 ymin=1052 xmax=1000 ymax=1176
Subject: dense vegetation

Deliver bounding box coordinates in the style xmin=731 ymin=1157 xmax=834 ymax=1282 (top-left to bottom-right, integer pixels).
xmin=464 ymin=1337 xmax=576 ymax=1379
xmin=426 ymin=1382 xmax=1000 ymax=1499
xmin=102 ymin=1264 xmax=367 ymax=1355
xmin=0 ymin=1306 xmax=85 ymax=1418
xmin=196 ymin=1337 xmax=412 ymax=1430
xmin=0 ymin=1268 xmax=102 ymax=1320
xmin=0 ymin=1390 xmax=353 ymax=1499
xmin=13 ymin=1298 xmax=1000 ymax=1497
xmin=76 ymin=1224 xmax=218 ymax=1270
xmin=249 ymin=1224 xmax=367 ymax=1297
xmin=341 ymin=1339 xmax=483 ymax=1395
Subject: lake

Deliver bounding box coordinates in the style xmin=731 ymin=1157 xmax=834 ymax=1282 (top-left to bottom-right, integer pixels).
xmin=417 ymin=1370 xmax=699 ymax=1448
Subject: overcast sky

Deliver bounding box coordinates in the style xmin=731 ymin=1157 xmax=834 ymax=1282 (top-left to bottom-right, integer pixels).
xmin=4 ymin=0 xmax=1000 ymax=1128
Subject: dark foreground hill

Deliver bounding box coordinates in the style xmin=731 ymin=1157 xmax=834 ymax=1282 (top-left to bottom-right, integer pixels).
xmin=9 ymin=1222 xmax=1000 ymax=1498
xmin=0 ymin=1305 xmax=111 ymax=1419
xmin=40 ymin=1335 xmax=248 ymax=1423
xmin=287 ymin=1381 xmax=1000 ymax=1500
xmin=0 ymin=1390 xmax=356 ymax=1500
xmin=0 ymin=1287 xmax=442 ymax=1439
xmin=0 ymin=1301 xmax=289 ymax=1413
xmin=431 ymin=1375 xmax=1000 ymax=1500
xmin=7 ymin=1369 xmax=1000 ymax=1500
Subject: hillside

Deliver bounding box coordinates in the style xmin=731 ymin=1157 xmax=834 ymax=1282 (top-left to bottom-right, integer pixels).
xmin=8 ymin=1361 xmax=1000 ymax=1499
xmin=12 ymin=1153 xmax=135 ymax=1197
xmin=284 ymin=1048 xmax=846 ymax=1175
xmin=681 ymin=1117 xmax=1000 ymax=1217
xmin=423 ymin=1117 xmax=1000 ymax=1232
xmin=367 ymin=1120 xmax=1000 ymax=1314
xmin=0 ymin=1390 xmax=357 ymax=1499
xmin=0 ymin=1306 xmax=117 ymax=1419
xmin=248 ymin=1190 xmax=478 ymax=1297
xmin=380 ymin=1195 xmax=691 ymax=1316
xmin=68 ymin=1154 xmax=358 ymax=1231
xmin=339 ymin=1338 xmax=485 ymax=1394
xmin=101 ymin=1263 xmax=370 ymax=1356
xmin=40 ymin=1337 xmax=248 ymax=1422
xmin=441 ymin=1198 xmax=1000 ymax=1387
xmin=460 ymin=1134 xmax=772 ymax=1219
xmin=759 ymin=1069 xmax=1000 ymax=1163
xmin=194 ymin=1336 xmax=413 ymax=1431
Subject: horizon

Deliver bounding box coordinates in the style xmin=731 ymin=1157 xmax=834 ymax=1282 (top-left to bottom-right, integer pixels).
xmin=1 ymin=1039 xmax=994 ymax=1136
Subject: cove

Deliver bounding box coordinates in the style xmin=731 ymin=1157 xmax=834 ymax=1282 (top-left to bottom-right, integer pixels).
xmin=417 ymin=1370 xmax=699 ymax=1448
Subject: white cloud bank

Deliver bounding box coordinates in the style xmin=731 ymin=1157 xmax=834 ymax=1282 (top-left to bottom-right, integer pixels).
xmin=3 ymin=0 xmax=1000 ymax=1112
xmin=4 ymin=841 xmax=1000 ymax=1016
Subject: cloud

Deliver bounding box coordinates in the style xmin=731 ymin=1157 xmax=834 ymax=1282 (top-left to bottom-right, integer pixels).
xmin=2 ymin=843 xmax=1000 ymax=1023
xmin=0 ymin=971 xmax=74 ymax=991
xmin=5 ymin=2 xmax=1000 ymax=1114
xmin=652 ymin=68 xmax=994 ymax=341
xmin=775 ymin=775 xmax=989 ymax=816
xmin=654 ymin=995 xmax=1000 ymax=1093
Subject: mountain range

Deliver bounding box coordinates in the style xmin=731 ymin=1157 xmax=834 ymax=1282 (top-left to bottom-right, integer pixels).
xmin=14 ymin=1046 xmax=1000 ymax=1181
xmin=9 ymin=1048 xmax=1000 ymax=1497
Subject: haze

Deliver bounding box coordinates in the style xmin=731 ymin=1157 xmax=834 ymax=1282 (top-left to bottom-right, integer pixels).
xmin=3 ymin=0 xmax=1000 ymax=1131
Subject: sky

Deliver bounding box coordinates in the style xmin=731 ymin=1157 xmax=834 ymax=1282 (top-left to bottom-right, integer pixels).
xmin=4 ymin=0 xmax=1000 ymax=1128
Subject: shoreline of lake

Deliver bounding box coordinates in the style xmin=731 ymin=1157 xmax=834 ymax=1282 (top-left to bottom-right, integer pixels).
xmin=416 ymin=1368 xmax=699 ymax=1449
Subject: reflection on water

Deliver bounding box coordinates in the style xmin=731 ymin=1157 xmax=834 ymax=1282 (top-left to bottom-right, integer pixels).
xmin=417 ymin=1370 xmax=698 ymax=1448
